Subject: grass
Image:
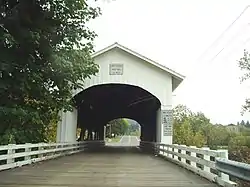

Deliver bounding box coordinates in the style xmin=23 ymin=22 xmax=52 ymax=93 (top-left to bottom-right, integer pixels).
xmin=105 ymin=136 xmax=121 ymax=143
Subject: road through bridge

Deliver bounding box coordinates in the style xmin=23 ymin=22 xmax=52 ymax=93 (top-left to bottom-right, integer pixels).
xmin=0 ymin=136 xmax=219 ymax=187
xmin=106 ymin=135 xmax=139 ymax=146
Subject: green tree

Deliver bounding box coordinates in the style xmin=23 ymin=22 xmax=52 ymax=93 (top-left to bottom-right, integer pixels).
xmin=189 ymin=112 xmax=210 ymax=133
xmin=229 ymin=136 xmax=250 ymax=149
xmin=203 ymin=125 xmax=232 ymax=149
xmin=173 ymin=104 xmax=192 ymax=123
xmin=173 ymin=118 xmax=206 ymax=148
xmin=127 ymin=119 xmax=140 ymax=134
xmin=239 ymin=50 xmax=250 ymax=113
xmin=173 ymin=105 xmax=235 ymax=149
xmin=0 ymin=0 xmax=100 ymax=144
xmin=109 ymin=118 xmax=129 ymax=136
xmin=246 ymin=120 xmax=250 ymax=127
xmin=240 ymin=120 xmax=246 ymax=126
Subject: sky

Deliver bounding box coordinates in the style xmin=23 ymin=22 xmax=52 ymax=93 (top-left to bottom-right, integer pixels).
xmin=88 ymin=0 xmax=250 ymax=125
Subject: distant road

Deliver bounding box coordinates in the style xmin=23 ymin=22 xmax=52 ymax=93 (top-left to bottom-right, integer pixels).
xmin=106 ymin=136 xmax=140 ymax=146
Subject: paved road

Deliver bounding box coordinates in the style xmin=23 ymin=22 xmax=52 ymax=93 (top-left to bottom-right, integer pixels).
xmin=106 ymin=136 xmax=140 ymax=146
xmin=0 ymin=146 xmax=218 ymax=187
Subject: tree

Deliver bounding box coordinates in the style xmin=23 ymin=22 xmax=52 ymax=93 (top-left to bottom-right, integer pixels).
xmin=127 ymin=119 xmax=140 ymax=134
xmin=240 ymin=120 xmax=246 ymax=126
xmin=173 ymin=105 xmax=235 ymax=149
xmin=173 ymin=118 xmax=206 ymax=147
xmin=238 ymin=50 xmax=250 ymax=113
xmin=0 ymin=0 xmax=100 ymax=144
xmin=173 ymin=106 xmax=208 ymax=148
xmin=108 ymin=118 xmax=129 ymax=136
xmin=173 ymin=104 xmax=192 ymax=123
xmin=246 ymin=121 xmax=250 ymax=128
xmin=189 ymin=112 xmax=210 ymax=133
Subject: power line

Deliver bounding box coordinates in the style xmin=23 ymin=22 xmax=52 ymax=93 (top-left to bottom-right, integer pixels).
xmin=216 ymin=36 xmax=250 ymax=67
xmin=203 ymin=23 xmax=250 ymax=67
xmin=178 ymin=5 xmax=250 ymax=85
xmin=193 ymin=5 xmax=250 ymax=66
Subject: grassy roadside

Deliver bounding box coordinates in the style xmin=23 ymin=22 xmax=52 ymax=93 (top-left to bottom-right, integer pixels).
xmin=105 ymin=136 xmax=122 ymax=143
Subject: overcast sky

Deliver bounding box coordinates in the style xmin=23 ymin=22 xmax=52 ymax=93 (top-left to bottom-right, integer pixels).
xmin=89 ymin=0 xmax=250 ymax=124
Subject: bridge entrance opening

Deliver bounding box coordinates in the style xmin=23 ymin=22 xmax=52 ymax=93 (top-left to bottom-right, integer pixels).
xmin=56 ymin=43 xmax=183 ymax=145
xmin=74 ymin=83 xmax=161 ymax=142
xmin=104 ymin=118 xmax=141 ymax=146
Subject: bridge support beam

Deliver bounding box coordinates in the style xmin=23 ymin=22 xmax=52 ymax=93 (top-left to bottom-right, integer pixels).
xmin=99 ymin=127 xmax=104 ymax=140
xmin=56 ymin=108 xmax=78 ymax=143
xmin=156 ymin=107 xmax=162 ymax=143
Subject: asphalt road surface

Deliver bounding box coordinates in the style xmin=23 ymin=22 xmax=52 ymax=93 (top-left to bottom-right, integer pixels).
xmin=107 ymin=136 xmax=140 ymax=146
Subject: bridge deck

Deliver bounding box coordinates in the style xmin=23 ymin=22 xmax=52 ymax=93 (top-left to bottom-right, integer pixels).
xmin=0 ymin=145 xmax=217 ymax=187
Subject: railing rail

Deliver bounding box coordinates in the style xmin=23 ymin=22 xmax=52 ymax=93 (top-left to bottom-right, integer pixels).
xmin=216 ymin=158 xmax=250 ymax=182
xmin=139 ymin=141 xmax=237 ymax=187
xmin=0 ymin=140 xmax=104 ymax=172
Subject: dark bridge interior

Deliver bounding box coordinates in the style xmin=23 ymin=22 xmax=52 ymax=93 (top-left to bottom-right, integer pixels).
xmin=74 ymin=84 xmax=161 ymax=142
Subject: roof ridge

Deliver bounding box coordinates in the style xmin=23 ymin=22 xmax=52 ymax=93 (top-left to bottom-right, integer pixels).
xmin=92 ymin=42 xmax=185 ymax=80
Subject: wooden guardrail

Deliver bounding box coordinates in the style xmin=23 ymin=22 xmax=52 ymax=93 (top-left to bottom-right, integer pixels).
xmin=0 ymin=141 xmax=105 ymax=172
xmin=139 ymin=141 xmax=237 ymax=187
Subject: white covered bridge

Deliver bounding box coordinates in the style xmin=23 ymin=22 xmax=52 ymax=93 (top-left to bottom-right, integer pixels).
xmin=57 ymin=42 xmax=184 ymax=145
xmin=0 ymin=43 xmax=247 ymax=187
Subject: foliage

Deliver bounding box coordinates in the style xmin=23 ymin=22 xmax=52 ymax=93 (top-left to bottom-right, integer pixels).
xmin=108 ymin=118 xmax=130 ymax=136
xmin=229 ymin=136 xmax=250 ymax=149
xmin=127 ymin=119 xmax=140 ymax=135
xmin=44 ymin=115 xmax=58 ymax=143
xmin=0 ymin=0 xmax=100 ymax=144
xmin=238 ymin=50 xmax=250 ymax=113
xmin=237 ymin=120 xmax=250 ymax=128
xmin=173 ymin=104 xmax=249 ymax=149
xmin=229 ymin=146 xmax=250 ymax=187
xmin=173 ymin=104 xmax=192 ymax=123
xmin=130 ymin=130 xmax=140 ymax=136
xmin=174 ymin=118 xmax=206 ymax=147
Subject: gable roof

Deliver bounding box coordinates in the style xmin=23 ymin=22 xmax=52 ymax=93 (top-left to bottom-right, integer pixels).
xmin=92 ymin=42 xmax=185 ymax=91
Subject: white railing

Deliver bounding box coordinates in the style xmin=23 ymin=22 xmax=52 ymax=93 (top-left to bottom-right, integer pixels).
xmin=0 ymin=141 xmax=104 ymax=172
xmin=140 ymin=142 xmax=237 ymax=187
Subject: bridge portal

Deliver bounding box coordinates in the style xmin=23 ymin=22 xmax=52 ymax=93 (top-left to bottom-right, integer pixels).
xmin=56 ymin=42 xmax=184 ymax=144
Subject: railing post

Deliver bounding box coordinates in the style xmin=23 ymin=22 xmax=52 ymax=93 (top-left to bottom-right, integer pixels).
xmin=80 ymin=142 xmax=85 ymax=151
xmin=173 ymin=144 xmax=178 ymax=160
xmin=190 ymin=146 xmax=197 ymax=168
xmin=161 ymin=144 xmax=165 ymax=156
xmin=7 ymin=144 xmax=15 ymax=164
xmin=218 ymin=150 xmax=230 ymax=182
xmin=180 ymin=145 xmax=186 ymax=163
xmin=166 ymin=145 xmax=171 ymax=158
xmin=202 ymin=147 xmax=210 ymax=173
xmin=155 ymin=143 xmax=159 ymax=155
xmin=25 ymin=143 xmax=32 ymax=161
xmin=38 ymin=143 xmax=44 ymax=159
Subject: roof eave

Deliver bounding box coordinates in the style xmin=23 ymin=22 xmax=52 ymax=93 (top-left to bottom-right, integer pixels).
xmin=92 ymin=42 xmax=185 ymax=82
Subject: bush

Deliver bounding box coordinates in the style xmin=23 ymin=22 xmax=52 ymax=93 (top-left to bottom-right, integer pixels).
xmin=229 ymin=136 xmax=250 ymax=149
xmin=228 ymin=146 xmax=250 ymax=187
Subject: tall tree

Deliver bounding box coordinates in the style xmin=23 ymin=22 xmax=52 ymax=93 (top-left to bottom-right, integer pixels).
xmin=239 ymin=50 xmax=250 ymax=114
xmin=108 ymin=119 xmax=129 ymax=136
xmin=246 ymin=120 xmax=250 ymax=127
xmin=173 ymin=104 xmax=192 ymax=123
xmin=0 ymin=0 xmax=100 ymax=144
xmin=240 ymin=120 xmax=246 ymax=126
